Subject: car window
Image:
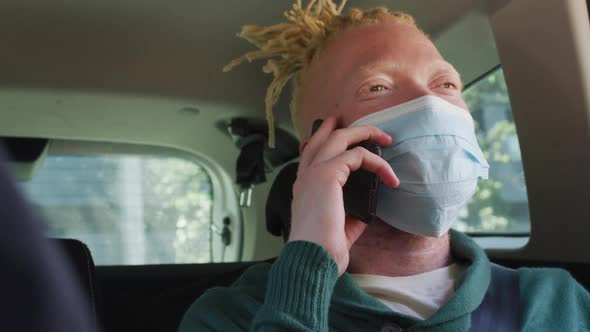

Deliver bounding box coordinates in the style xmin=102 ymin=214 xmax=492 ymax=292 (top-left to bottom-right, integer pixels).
xmin=454 ymin=67 xmax=531 ymax=235
xmin=18 ymin=140 xmax=240 ymax=265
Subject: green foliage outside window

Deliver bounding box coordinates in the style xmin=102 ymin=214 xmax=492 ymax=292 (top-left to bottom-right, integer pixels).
xmin=455 ymin=68 xmax=530 ymax=233
xmin=144 ymin=158 xmax=213 ymax=263
xmin=21 ymin=151 xmax=215 ymax=265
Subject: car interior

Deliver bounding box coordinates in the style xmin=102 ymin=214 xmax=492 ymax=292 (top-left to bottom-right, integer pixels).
xmin=1 ymin=0 xmax=590 ymax=331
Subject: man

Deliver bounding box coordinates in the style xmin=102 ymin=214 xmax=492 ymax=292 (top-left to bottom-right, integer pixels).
xmin=180 ymin=1 xmax=590 ymax=331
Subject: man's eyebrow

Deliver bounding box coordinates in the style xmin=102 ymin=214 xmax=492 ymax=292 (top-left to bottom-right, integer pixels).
xmin=354 ymin=62 xmax=399 ymax=77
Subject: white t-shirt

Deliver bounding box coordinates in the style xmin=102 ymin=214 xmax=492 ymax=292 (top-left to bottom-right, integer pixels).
xmin=350 ymin=264 xmax=462 ymax=320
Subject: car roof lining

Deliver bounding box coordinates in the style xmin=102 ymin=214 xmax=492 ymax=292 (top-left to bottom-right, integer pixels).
xmin=0 ymin=0 xmax=498 ymax=126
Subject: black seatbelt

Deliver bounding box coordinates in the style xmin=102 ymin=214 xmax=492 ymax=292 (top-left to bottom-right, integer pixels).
xmin=469 ymin=263 xmax=520 ymax=331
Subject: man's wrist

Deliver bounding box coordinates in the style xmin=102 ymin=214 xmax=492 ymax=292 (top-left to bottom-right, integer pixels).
xmin=264 ymin=241 xmax=339 ymax=328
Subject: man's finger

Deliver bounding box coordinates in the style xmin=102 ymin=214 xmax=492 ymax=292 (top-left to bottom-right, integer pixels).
xmin=344 ymin=215 xmax=368 ymax=249
xmin=312 ymin=126 xmax=392 ymax=164
xmin=299 ymin=116 xmax=338 ymax=168
xmin=329 ymin=146 xmax=399 ymax=188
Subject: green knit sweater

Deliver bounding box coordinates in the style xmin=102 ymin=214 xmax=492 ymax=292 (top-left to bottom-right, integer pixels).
xmin=179 ymin=230 xmax=590 ymax=331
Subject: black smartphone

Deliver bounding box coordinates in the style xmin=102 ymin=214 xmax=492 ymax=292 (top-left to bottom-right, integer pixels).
xmin=311 ymin=119 xmax=381 ymax=224
xmin=342 ymin=141 xmax=381 ymax=224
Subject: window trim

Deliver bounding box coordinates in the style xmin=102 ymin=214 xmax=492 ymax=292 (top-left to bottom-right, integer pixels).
xmin=463 ymin=63 xmax=502 ymax=91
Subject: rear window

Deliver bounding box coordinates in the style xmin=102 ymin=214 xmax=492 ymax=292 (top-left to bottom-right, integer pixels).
xmin=454 ymin=67 xmax=530 ymax=235
xmin=19 ymin=140 xmax=241 ymax=265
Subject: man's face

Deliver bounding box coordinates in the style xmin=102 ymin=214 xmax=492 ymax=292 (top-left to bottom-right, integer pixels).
xmin=297 ymin=20 xmax=467 ymax=141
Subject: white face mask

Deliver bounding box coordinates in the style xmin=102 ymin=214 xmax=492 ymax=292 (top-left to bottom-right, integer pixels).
xmin=351 ymin=95 xmax=489 ymax=237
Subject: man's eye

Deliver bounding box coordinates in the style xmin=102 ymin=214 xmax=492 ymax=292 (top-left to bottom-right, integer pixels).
xmin=442 ymin=82 xmax=457 ymax=90
xmin=356 ymin=82 xmax=392 ymax=100
xmin=369 ymin=85 xmax=387 ymax=92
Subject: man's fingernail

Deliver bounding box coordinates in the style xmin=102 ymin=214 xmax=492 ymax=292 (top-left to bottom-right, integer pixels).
xmin=311 ymin=119 xmax=324 ymax=135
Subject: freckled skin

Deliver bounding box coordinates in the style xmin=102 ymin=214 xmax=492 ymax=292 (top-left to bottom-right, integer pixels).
xmin=295 ymin=21 xmax=463 ymax=276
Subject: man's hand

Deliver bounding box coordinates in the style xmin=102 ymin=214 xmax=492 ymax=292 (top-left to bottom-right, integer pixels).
xmin=288 ymin=116 xmax=399 ymax=275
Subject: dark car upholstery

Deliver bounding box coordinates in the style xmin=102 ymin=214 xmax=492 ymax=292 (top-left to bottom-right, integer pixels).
xmin=52 ymin=239 xmax=101 ymax=327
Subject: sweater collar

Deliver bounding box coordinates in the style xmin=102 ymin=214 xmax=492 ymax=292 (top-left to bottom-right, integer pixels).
xmin=331 ymin=229 xmax=491 ymax=327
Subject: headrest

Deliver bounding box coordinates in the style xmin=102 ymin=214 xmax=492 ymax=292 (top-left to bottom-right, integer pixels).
xmin=0 ymin=137 xmax=49 ymax=181
xmin=265 ymin=162 xmax=299 ymax=241
xmin=51 ymin=239 xmax=100 ymax=326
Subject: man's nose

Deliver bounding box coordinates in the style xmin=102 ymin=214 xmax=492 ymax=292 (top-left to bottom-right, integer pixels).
xmin=394 ymin=80 xmax=433 ymax=105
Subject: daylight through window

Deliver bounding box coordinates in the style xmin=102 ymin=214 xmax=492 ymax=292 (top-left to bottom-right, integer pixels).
xmin=455 ymin=68 xmax=530 ymax=234
xmin=19 ymin=144 xmax=217 ymax=265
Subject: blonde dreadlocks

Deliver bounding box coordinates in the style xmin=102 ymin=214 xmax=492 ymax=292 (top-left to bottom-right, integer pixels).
xmin=223 ymin=0 xmax=416 ymax=147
